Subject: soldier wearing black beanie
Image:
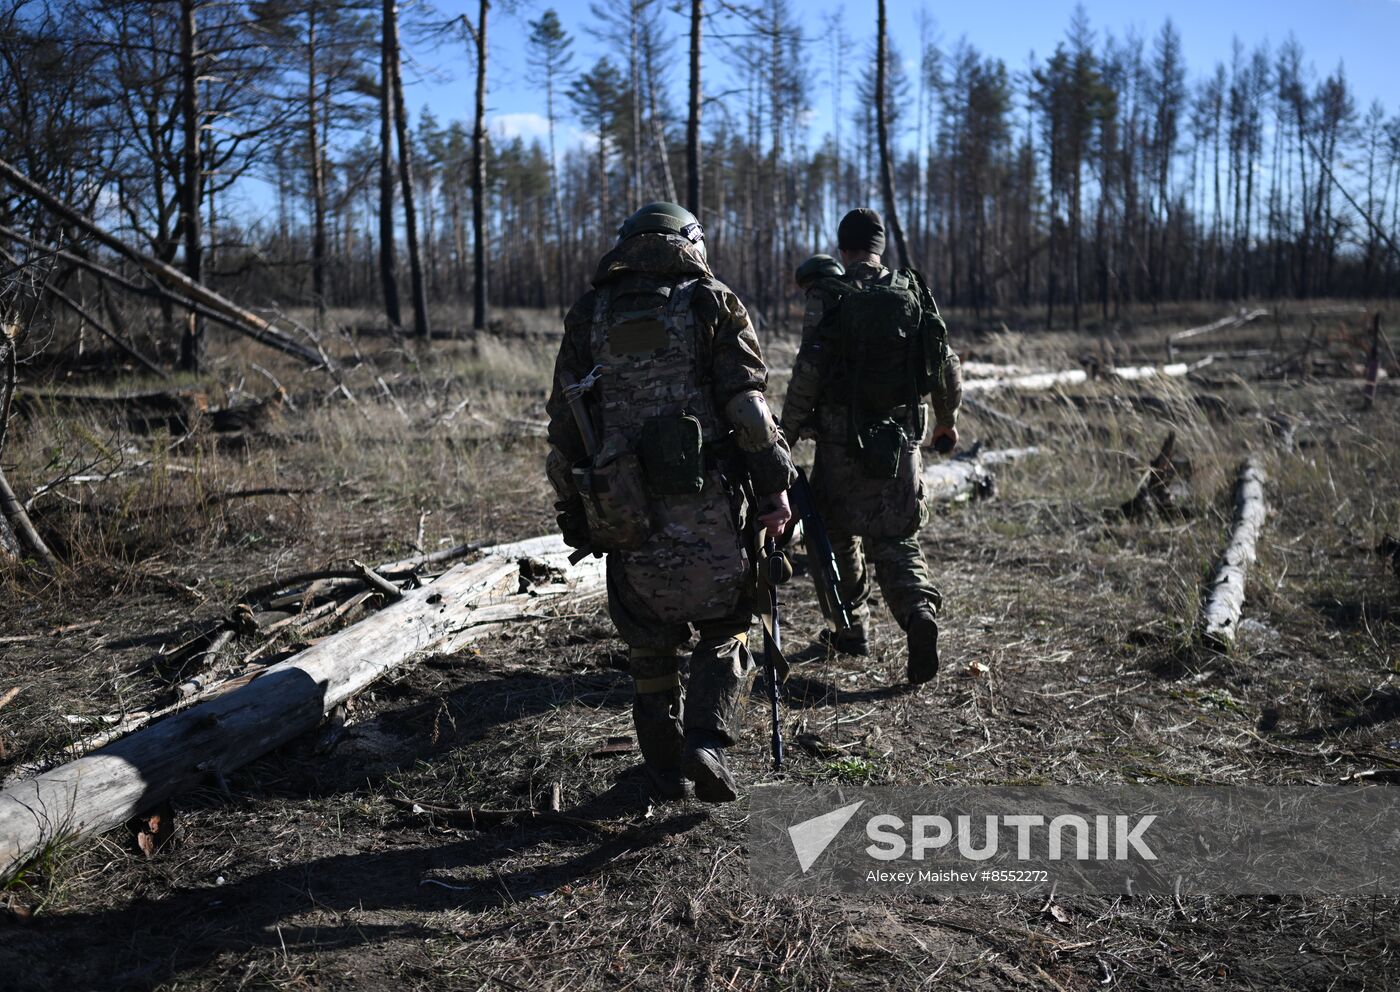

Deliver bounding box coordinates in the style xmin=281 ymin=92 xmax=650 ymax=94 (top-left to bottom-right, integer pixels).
xmin=836 ymin=208 xmax=886 ymax=257
xmin=781 ymin=205 xmax=964 ymax=686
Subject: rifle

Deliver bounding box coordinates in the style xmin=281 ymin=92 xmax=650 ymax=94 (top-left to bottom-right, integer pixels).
xmin=786 ymin=466 xmax=854 ymax=630
xmin=759 ymin=536 xmax=792 ymax=771
xmin=559 ymin=366 xmax=603 ymax=565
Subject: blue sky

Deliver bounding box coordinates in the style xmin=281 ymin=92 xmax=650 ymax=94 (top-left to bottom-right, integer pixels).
xmin=401 ymin=0 xmax=1400 ymax=154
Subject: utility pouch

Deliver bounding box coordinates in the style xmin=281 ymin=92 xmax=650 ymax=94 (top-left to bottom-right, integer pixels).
xmin=571 ymin=436 xmax=652 ymax=552
xmin=856 ymin=417 xmax=907 ymax=480
xmin=638 ymin=413 xmax=705 ymax=495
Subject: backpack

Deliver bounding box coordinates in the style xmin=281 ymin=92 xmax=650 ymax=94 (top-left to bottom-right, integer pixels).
xmin=823 ymin=268 xmax=948 ymax=419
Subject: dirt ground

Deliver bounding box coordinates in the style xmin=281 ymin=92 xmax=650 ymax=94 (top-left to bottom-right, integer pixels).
xmin=0 ymin=301 xmax=1397 ymax=990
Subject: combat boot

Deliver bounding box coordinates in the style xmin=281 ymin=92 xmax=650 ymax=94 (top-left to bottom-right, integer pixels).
xmin=631 ymin=652 xmax=687 ymax=802
xmin=819 ymin=622 xmax=870 ymax=657
xmin=682 ymin=729 xmax=739 ymax=803
xmin=906 ymin=606 xmax=939 ymax=685
xmin=634 ymin=709 xmax=686 ymax=802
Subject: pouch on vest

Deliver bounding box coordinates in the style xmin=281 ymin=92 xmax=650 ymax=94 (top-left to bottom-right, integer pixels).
xmin=856 ymin=417 xmax=907 ymax=480
xmin=638 ymin=413 xmax=705 ymax=495
xmin=571 ymin=435 xmax=652 ymax=552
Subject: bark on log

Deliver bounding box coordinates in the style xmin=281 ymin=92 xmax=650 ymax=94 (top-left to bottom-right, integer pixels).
xmin=1199 ymin=458 xmax=1268 ymax=649
xmin=0 ymin=536 xmax=604 ymax=882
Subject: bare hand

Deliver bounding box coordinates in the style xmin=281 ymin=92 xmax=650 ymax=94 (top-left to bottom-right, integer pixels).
xmin=930 ymin=425 xmax=958 ymax=455
xmin=757 ymin=490 xmax=792 ymax=541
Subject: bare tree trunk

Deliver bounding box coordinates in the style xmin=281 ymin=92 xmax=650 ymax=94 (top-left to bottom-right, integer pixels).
xmin=378 ymin=2 xmax=401 ymax=329
xmin=387 ymin=0 xmax=430 ymax=339
xmin=685 ymin=0 xmax=702 ymax=216
xmin=647 ymin=69 xmax=677 ymax=204
xmin=543 ymin=53 xmax=567 ymax=315
xmin=0 ymin=324 xmax=17 ymax=568
xmin=874 ymin=0 xmax=910 ymax=269
xmin=628 ymin=2 xmax=642 ymax=202
xmin=471 ymin=0 xmax=490 ymax=331
xmin=0 ymin=331 xmax=15 ymax=459
xmin=0 ymin=330 xmax=16 ymax=564
xmin=307 ymin=1 xmax=327 ymax=320
xmin=178 ymin=0 xmax=204 ymax=372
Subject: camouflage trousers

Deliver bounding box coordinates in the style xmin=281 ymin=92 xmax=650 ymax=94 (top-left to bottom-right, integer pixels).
xmin=606 ymin=555 xmax=756 ymax=774
xmin=809 ymin=408 xmax=942 ymax=630
xmin=828 ymin=528 xmax=942 ymax=630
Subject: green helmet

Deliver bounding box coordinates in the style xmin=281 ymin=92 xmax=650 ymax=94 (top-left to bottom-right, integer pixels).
xmin=618 ymin=201 xmax=704 ymax=247
xmin=795 ymin=253 xmax=844 ymax=288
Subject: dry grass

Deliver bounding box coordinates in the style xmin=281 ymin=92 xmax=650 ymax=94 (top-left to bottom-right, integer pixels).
xmin=0 ymin=302 xmax=1397 ymax=990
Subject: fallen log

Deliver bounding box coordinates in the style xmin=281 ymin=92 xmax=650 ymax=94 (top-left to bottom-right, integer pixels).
xmin=1166 ymin=308 xmax=1269 ymax=357
xmin=921 ymin=445 xmax=1043 ymax=503
xmin=961 ymin=357 xmax=1212 ymax=394
xmin=962 ymin=367 xmax=1088 ymax=393
xmin=1199 ymin=458 xmax=1268 ymax=649
xmin=0 ymin=535 xmax=605 ymax=882
xmin=15 ymin=388 xmax=209 ymax=434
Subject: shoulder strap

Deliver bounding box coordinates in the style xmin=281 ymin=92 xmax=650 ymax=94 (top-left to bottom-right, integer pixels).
xmin=673 ymin=277 xmax=709 ymax=384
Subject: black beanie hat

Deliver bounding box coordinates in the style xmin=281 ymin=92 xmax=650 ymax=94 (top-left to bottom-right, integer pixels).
xmin=837 ymin=208 xmax=886 ymax=255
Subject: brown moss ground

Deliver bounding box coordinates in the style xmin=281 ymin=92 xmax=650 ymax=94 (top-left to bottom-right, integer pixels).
xmin=0 ymin=304 xmax=1396 ymax=990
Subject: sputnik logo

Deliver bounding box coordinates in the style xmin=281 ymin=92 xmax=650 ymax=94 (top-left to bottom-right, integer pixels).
xmin=788 ymin=800 xmax=865 ymax=872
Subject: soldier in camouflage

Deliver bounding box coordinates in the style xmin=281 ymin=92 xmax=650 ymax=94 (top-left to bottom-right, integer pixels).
xmin=782 ymin=209 xmax=963 ymax=683
xmin=546 ymin=202 xmax=796 ymax=803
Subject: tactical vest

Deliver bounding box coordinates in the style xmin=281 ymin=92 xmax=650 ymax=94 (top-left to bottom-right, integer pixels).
xmin=589 ymin=277 xmax=724 ymax=495
xmin=583 ymin=275 xmax=750 ymax=622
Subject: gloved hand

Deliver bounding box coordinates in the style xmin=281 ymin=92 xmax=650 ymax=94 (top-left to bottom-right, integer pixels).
xmin=930 ymin=424 xmax=958 ymax=455
xmin=555 ymin=496 xmax=590 ymax=550
xmin=779 ymin=418 xmax=808 ymax=445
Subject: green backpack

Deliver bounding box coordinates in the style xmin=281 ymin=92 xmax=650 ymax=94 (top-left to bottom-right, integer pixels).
xmin=823 ymin=269 xmax=947 ymax=414
xmin=818 ymin=268 xmax=948 ymax=476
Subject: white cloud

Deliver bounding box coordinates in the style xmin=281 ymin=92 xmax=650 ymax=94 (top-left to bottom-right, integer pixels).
xmin=489 ymin=113 xmax=596 ymax=156
xmin=490 ymin=111 xmax=552 ymax=143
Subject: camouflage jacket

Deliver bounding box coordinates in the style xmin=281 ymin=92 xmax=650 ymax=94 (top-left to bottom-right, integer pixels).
xmin=546 ymin=233 xmax=796 ymax=504
xmin=780 ymin=260 xmax=962 ymax=440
